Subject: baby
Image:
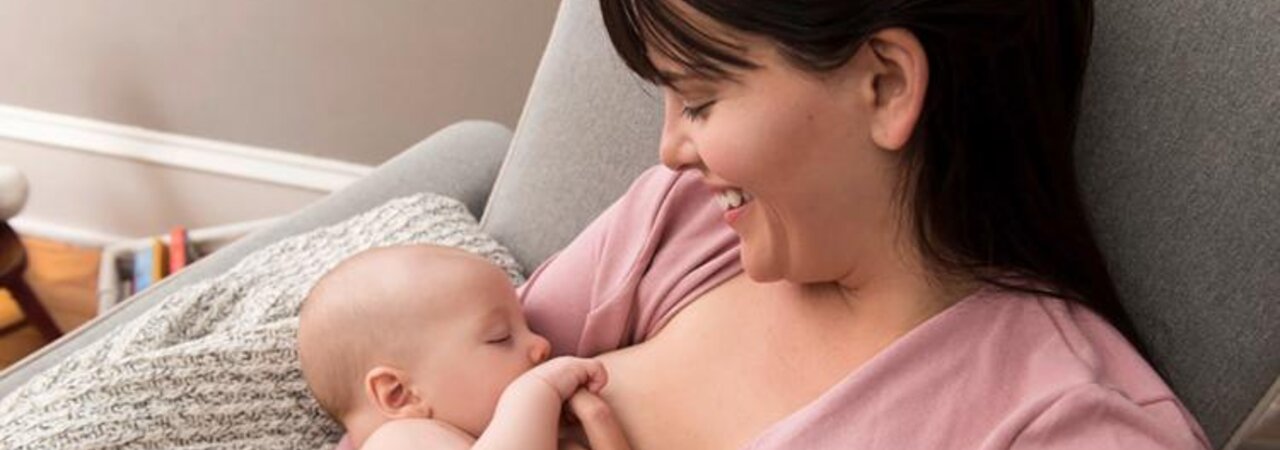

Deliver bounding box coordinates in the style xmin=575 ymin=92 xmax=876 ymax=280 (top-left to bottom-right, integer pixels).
xmin=298 ymin=244 xmax=623 ymax=450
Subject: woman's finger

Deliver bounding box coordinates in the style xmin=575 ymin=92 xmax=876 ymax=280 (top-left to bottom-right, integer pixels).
xmin=568 ymin=390 xmax=632 ymax=450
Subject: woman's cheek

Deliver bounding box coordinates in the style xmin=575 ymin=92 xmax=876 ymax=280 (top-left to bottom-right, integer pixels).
xmin=700 ymin=113 xmax=783 ymax=181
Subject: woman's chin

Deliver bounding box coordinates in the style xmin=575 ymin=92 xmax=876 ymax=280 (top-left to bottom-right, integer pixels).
xmin=740 ymin=250 xmax=787 ymax=283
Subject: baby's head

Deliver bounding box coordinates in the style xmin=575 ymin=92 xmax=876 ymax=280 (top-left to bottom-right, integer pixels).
xmin=298 ymin=244 xmax=550 ymax=443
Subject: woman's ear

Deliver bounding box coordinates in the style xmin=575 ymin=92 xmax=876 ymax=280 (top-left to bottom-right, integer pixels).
xmin=858 ymin=27 xmax=928 ymax=152
xmin=364 ymin=366 xmax=433 ymax=419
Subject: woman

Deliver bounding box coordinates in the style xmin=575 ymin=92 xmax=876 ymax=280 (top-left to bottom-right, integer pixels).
xmin=518 ymin=0 xmax=1209 ymax=448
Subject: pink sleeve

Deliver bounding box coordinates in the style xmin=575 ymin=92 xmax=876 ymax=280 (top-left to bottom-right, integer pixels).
xmin=1011 ymin=384 xmax=1209 ymax=450
xmin=518 ymin=166 xmax=741 ymax=357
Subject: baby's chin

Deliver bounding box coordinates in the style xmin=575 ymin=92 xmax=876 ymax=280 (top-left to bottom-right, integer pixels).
xmin=453 ymin=392 xmax=507 ymax=437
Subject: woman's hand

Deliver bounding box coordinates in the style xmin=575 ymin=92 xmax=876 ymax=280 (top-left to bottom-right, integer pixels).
xmin=561 ymin=390 xmax=632 ymax=450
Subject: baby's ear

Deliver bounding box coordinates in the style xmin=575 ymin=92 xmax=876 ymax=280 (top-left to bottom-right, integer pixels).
xmin=364 ymin=366 xmax=433 ymax=419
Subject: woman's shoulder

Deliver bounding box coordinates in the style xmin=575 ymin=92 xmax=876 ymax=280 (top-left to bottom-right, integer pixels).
xmin=936 ymin=288 xmax=1211 ymax=448
xmin=955 ymin=289 xmax=1167 ymax=398
xmin=989 ymin=381 xmax=1209 ymax=449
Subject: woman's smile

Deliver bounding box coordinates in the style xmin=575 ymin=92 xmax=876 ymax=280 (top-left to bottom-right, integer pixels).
xmin=712 ymin=187 xmax=753 ymax=225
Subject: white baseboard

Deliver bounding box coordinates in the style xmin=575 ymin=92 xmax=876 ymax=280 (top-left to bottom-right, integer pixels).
xmin=7 ymin=216 xmax=128 ymax=247
xmin=0 ymin=104 xmax=373 ymax=192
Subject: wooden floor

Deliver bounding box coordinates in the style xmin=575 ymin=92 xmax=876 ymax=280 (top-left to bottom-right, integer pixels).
xmin=0 ymin=236 xmax=99 ymax=370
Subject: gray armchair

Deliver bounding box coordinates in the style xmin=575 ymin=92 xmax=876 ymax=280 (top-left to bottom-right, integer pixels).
xmin=1 ymin=1 xmax=1275 ymax=448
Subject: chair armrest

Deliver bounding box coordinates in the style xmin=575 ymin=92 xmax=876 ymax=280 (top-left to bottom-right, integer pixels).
xmin=0 ymin=120 xmax=512 ymax=397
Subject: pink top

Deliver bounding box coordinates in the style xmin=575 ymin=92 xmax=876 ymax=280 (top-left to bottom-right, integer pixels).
xmin=517 ymin=166 xmax=1210 ymax=449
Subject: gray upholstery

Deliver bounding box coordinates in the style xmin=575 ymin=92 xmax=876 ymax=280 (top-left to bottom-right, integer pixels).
xmin=1075 ymin=1 xmax=1280 ymax=447
xmin=479 ymin=0 xmax=661 ymax=270
xmin=0 ymin=120 xmax=513 ymax=395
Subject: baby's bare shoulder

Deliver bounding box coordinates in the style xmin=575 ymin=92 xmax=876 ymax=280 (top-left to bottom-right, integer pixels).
xmin=362 ymin=418 xmax=475 ymax=450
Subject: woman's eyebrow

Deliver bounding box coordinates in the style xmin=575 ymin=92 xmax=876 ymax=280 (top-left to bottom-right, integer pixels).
xmin=659 ymin=70 xmax=717 ymax=96
xmin=659 ymin=69 xmax=691 ymax=81
xmin=657 ymin=69 xmax=693 ymax=94
xmin=659 ymin=67 xmax=741 ymax=93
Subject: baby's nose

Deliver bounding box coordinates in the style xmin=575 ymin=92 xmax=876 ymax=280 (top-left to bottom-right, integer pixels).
xmin=529 ymin=334 xmax=551 ymax=364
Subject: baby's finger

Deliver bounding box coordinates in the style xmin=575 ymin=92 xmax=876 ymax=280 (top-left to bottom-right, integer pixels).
xmin=583 ymin=359 xmax=608 ymax=392
xmin=532 ymin=357 xmax=606 ymax=398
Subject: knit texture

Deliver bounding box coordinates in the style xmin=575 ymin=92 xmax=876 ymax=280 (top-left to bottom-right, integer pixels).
xmin=0 ymin=193 xmax=523 ymax=449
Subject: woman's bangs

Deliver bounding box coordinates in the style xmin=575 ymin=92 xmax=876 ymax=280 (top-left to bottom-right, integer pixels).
xmin=601 ymin=0 xmax=757 ymax=86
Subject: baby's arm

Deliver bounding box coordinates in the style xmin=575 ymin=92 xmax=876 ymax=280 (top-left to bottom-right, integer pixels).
xmin=472 ymin=357 xmax=608 ymax=450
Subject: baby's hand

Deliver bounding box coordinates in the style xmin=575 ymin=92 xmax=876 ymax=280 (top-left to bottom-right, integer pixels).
xmin=478 ymin=358 xmax=612 ymax=450
xmin=522 ymin=356 xmax=608 ymax=401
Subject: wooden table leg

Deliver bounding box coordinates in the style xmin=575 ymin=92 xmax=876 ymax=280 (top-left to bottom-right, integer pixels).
xmin=0 ymin=223 xmax=63 ymax=342
xmin=3 ymin=267 xmax=62 ymax=341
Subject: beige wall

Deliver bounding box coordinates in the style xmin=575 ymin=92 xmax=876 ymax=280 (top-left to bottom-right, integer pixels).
xmin=0 ymin=138 xmax=325 ymax=241
xmin=0 ymin=1 xmax=560 ymax=166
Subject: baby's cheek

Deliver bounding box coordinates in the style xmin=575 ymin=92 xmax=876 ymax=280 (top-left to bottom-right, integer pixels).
xmin=473 ymin=369 xmax=519 ymax=429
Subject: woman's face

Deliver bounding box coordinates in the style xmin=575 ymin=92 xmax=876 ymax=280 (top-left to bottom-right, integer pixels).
xmin=654 ymin=40 xmax=908 ymax=284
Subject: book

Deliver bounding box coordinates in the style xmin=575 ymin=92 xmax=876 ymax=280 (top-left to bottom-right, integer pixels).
xmin=151 ymin=238 xmax=168 ymax=282
xmin=169 ymin=226 xmax=189 ymax=274
xmin=133 ymin=247 xmax=153 ymax=292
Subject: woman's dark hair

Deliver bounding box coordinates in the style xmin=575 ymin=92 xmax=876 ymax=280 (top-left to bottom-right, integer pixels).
xmin=600 ymin=0 xmax=1146 ymax=352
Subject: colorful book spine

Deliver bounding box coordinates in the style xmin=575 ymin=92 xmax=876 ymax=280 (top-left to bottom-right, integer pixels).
xmin=133 ymin=247 xmax=153 ymax=292
xmin=169 ymin=226 xmax=189 ymax=274
xmin=150 ymin=238 xmax=168 ymax=283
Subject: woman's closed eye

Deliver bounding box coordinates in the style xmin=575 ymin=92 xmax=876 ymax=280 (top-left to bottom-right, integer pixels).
xmin=681 ymin=100 xmax=716 ymax=121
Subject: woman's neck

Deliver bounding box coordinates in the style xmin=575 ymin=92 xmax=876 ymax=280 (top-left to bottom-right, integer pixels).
xmin=821 ymin=237 xmax=979 ymax=343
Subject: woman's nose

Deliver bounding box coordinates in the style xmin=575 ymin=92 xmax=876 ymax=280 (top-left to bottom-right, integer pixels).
xmin=528 ymin=334 xmax=551 ymax=364
xmin=659 ymin=96 xmax=701 ymax=171
xmin=659 ymin=133 xmax=700 ymax=171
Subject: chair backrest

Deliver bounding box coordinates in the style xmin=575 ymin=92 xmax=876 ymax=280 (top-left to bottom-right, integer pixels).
xmin=486 ymin=1 xmax=1279 ymax=447
xmin=479 ymin=0 xmax=660 ymax=270
xmin=1075 ymin=1 xmax=1279 ymax=446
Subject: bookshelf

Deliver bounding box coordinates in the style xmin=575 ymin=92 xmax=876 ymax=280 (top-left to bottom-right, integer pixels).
xmin=95 ymin=217 xmax=278 ymax=315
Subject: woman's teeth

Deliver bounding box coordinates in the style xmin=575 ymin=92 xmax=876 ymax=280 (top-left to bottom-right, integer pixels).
xmin=715 ymin=188 xmax=752 ymax=211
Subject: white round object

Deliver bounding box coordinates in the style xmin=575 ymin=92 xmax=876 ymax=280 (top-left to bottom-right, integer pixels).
xmin=0 ymin=165 xmax=30 ymax=220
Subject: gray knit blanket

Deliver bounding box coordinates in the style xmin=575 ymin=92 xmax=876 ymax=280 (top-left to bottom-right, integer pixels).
xmin=0 ymin=193 xmax=524 ymax=449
